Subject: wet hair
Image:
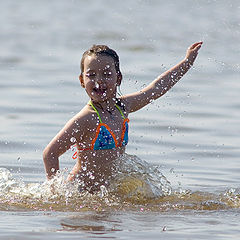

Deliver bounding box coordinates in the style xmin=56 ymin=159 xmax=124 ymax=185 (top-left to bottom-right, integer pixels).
xmin=80 ymin=45 xmax=122 ymax=78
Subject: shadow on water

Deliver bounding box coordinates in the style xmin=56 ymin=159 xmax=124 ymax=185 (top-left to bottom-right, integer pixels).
xmin=60 ymin=211 xmax=122 ymax=233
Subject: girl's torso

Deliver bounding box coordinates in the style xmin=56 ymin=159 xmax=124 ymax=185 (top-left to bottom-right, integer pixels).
xmin=69 ymin=100 xmax=129 ymax=190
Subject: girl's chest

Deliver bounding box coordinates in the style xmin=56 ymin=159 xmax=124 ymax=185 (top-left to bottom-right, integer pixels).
xmin=80 ymin=113 xmax=126 ymax=147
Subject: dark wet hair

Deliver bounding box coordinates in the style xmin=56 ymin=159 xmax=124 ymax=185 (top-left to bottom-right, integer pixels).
xmin=80 ymin=45 xmax=122 ymax=78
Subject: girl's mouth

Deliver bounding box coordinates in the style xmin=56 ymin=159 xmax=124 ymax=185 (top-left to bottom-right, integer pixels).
xmin=93 ymin=82 xmax=107 ymax=95
xmin=94 ymin=88 xmax=105 ymax=92
xmin=93 ymin=87 xmax=107 ymax=95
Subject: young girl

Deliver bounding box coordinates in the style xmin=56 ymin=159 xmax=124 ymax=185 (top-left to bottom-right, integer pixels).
xmin=43 ymin=42 xmax=203 ymax=192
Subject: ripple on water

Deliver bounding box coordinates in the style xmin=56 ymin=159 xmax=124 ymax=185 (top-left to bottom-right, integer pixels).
xmin=0 ymin=140 xmax=35 ymax=152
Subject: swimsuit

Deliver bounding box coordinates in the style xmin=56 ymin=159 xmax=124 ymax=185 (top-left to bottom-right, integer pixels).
xmin=72 ymin=101 xmax=129 ymax=159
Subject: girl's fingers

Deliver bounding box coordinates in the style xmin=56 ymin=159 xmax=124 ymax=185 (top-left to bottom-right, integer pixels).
xmin=189 ymin=42 xmax=203 ymax=50
xmin=195 ymin=44 xmax=202 ymax=51
xmin=185 ymin=42 xmax=203 ymax=60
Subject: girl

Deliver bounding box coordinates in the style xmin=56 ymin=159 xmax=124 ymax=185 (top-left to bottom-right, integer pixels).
xmin=43 ymin=42 xmax=203 ymax=192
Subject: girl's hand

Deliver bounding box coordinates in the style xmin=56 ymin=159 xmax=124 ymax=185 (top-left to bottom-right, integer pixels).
xmin=185 ymin=41 xmax=203 ymax=65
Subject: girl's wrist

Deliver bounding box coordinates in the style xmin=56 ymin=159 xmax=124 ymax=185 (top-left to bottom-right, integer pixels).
xmin=184 ymin=56 xmax=195 ymax=66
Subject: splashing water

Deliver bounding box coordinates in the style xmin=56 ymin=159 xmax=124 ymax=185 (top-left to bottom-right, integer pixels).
xmin=0 ymin=154 xmax=240 ymax=212
xmin=109 ymin=154 xmax=172 ymax=202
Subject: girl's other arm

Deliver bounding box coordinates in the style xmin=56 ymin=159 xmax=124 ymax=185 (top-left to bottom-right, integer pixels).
xmin=123 ymin=42 xmax=203 ymax=112
xmin=43 ymin=114 xmax=87 ymax=180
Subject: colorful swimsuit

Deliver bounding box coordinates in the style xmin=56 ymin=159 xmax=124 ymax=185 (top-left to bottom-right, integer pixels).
xmin=72 ymin=101 xmax=129 ymax=159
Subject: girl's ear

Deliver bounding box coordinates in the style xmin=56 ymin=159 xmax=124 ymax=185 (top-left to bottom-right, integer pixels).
xmin=79 ymin=74 xmax=85 ymax=88
xmin=117 ymin=73 xmax=122 ymax=86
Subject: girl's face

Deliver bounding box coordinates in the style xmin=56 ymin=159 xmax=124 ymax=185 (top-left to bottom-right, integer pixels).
xmin=80 ymin=54 xmax=121 ymax=102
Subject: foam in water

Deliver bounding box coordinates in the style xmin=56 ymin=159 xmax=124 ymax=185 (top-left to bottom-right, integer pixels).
xmin=0 ymin=154 xmax=171 ymax=210
xmin=0 ymin=154 xmax=239 ymax=212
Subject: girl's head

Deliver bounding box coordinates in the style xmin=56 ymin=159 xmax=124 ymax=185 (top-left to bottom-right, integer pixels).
xmin=79 ymin=45 xmax=122 ymax=102
xmin=80 ymin=45 xmax=122 ymax=79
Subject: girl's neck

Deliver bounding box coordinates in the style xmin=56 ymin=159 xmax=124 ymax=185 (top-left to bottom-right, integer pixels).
xmin=91 ymin=98 xmax=117 ymax=112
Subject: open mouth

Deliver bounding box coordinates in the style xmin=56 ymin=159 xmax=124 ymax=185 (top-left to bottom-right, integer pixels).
xmin=93 ymin=87 xmax=107 ymax=95
xmin=93 ymin=88 xmax=106 ymax=93
xmin=93 ymin=83 xmax=107 ymax=95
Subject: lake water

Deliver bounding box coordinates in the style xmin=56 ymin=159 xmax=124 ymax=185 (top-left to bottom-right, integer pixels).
xmin=1 ymin=0 xmax=240 ymax=239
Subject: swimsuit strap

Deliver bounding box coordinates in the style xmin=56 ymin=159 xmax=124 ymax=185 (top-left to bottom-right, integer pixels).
xmin=89 ymin=101 xmax=103 ymax=123
xmin=89 ymin=100 xmax=126 ymax=121
xmin=115 ymin=104 xmax=126 ymax=119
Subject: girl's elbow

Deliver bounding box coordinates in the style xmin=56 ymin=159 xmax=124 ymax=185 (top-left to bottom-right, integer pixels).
xmin=43 ymin=146 xmax=50 ymax=159
xmin=43 ymin=146 xmax=58 ymax=161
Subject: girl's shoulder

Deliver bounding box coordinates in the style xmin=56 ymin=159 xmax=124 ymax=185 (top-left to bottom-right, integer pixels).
xmin=73 ymin=104 xmax=99 ymax=126
xmin=118 ymin=96 xmax=131 ymax=115
xmin=63 ymin=104 xmax=98 ymax=139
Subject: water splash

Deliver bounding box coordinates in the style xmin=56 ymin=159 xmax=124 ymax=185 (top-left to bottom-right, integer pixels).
xmin=0 ymin=154 xmax=240 ymax=212
xmin=109 ymin=154 xmax=172 ymax=203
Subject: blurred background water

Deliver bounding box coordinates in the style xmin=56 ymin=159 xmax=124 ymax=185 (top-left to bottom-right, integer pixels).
xmin=0 ymin=0 xmax=240 ymax=239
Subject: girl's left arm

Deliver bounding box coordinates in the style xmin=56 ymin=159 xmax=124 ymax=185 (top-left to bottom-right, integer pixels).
xmin=122 ymin=42 xmax=203 ymax=113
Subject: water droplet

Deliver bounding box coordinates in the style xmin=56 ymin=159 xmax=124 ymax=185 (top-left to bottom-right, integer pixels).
xmin=73 ymin=128 xmax=79 ymax=133
xmin=70 ymin=137 xmax=76 ymax=143
xmin=99 ymin=185 xmax=108 ymax=197
xmin=89 ymin=175 xmax=95 ymax=180
xmin=95 ymin=82 xmax=99 ymax=89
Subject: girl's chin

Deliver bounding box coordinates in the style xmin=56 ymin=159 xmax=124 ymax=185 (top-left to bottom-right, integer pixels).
xmin=89 ymin=94 xmax=116 ymax=103
xmin=89 ymin=94 xmax=108 ymax=102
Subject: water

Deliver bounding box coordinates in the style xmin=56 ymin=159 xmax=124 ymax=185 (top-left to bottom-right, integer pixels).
xmin=0 ymin=0 xmax=240 ymax=239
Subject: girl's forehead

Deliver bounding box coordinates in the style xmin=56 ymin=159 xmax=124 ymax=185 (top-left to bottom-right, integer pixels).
xmin=84 ymin=55 xmax=115 ymax=70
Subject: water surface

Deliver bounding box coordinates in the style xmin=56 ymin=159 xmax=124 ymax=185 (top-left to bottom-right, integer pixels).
xmin=0 ymin=0 xmax=240 ymax=239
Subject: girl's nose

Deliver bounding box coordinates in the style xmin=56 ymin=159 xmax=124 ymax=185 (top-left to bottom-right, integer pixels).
xmin=95 ymin=77 xmax=106 ymax=88
xmin=96 ymin=75 xmax=107 ymax=84
xmin=95 ymin=78 xmax=104 ymax=85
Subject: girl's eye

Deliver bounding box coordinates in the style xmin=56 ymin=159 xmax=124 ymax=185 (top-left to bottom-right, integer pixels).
xmin=86 ymin=73 xmax=96 ymax=77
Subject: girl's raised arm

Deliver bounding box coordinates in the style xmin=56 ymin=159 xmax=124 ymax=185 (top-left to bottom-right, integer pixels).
xmin=122 ymin=42 xmax=203 ymax=113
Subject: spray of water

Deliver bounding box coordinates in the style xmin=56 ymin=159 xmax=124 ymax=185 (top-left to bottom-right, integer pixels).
xmin=0 ymin=154 xmax=239 ymax=212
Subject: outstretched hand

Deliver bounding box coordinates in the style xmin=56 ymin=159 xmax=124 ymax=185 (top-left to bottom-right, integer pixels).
xmin=185 ymin=41 xmax=203 ymax=64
